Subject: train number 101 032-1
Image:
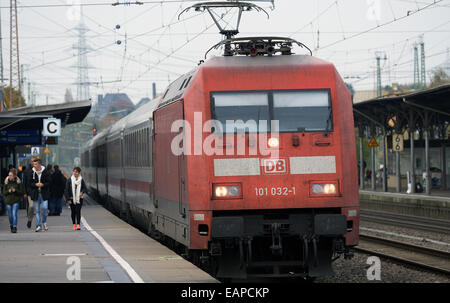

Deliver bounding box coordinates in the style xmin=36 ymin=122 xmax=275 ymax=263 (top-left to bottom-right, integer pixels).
xmin=255 ymin=187 xmax=296 ymax=196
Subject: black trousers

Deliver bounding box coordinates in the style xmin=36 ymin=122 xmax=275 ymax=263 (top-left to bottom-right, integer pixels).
xmin=69 ymin=199 xmax=83 ymax=225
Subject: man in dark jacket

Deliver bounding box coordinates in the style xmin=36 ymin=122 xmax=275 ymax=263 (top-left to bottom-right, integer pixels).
xmin=49 ymin=165 xmax=66 ymax=216
xmin=22 ymin=157 xmax=35 ymax=228
xmin=29 ymin=159 xmax=52 ymax=232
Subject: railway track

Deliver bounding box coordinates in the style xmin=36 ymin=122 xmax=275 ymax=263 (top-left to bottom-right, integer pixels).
xmin=356 ymin=233 xmax=450 ymax=276
xmin=360 ymin=209 xmax=450 ymax=234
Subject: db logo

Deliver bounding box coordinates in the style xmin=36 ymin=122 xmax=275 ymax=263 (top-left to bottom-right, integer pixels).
xmin=262 ymin=159 xmax=287 ymax=174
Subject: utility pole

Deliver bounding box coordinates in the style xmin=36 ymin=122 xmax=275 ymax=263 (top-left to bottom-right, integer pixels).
xmin=413 ymin=43 xmax=419 ymax=89
xmin=72 ymin=6 xmax=92 ymax=101
xmin=9 ymin=0 xmax=20 ymax=108
xmin=420 ymin=38 xmax=426 ymax=88
xmin=375 ymin=52 xmax=386 ymax=97
xmin=27 ymin=82 xmax=31 ymax=106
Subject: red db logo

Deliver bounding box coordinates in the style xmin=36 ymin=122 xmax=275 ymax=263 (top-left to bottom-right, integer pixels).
xmin=262 ymin=159 xmax=287 ymax=174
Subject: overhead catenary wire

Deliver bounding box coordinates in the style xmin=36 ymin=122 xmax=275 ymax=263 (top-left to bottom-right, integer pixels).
xmin=0 ymin=1 xmax=201 ymax=9
xmin=119 ymin=9 xmax=233 ymax=91
xmin=314 ymin=0 xmax=443 ymax=52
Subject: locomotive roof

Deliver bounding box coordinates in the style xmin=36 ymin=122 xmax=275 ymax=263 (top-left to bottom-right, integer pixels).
xmin=157 ymin=54 xmax=333 ymax=109
xmin=202 ymin=54 xmax=333 ymax=69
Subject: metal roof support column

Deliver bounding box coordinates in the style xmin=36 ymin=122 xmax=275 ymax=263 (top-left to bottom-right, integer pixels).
xmin=382 ymin=127 xmax=387 ymax=192
xmin=358 ymin=125 xmax=365 ymax=189
xmin=13 ymin=147 xmax=16 ymax=168
xmin=395 ymin=134 xmax=401 ymax=193
xmin=424 ymin=111 xmax=431 ymax=195
xmin=442 ymin=143 xmax=447 ymax=190
xmin=360 ymin=136 xmax=364 ymax=189
xmin=370 ymin=125 xmax=376 ymax=191
xmin=409 ymin=110 xmax=416 ymax=194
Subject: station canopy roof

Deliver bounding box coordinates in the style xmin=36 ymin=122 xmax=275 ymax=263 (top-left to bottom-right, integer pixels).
xmin=353 ymin=83 xmax=450 ymax=134
xmin=0 ymin=100 xmax=92 ymax=131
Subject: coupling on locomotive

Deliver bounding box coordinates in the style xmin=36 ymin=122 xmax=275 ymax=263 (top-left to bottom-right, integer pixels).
xmin=82 ymin=2 xmax=359 ymax=280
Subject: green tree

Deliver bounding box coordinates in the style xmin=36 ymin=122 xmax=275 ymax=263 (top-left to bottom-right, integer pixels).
xmin=429 ymin=68 xmax=450 ymax=88
xmin=2 ymin=86 xmax=26 ymax=109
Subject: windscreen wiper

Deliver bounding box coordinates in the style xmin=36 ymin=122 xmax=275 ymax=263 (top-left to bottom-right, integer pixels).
xmin=324 ymin=107 xmax=333 ymax=137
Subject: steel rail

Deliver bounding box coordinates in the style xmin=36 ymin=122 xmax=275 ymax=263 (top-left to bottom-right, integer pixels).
xmin=360 ymin=209 xmax=450 ymax=234
xmin=356 ymin=234 xmax=450 ymax=276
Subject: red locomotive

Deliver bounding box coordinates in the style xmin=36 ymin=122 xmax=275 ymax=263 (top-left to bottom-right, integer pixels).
xmin=82 ymin=37 xmax=358 ymax=279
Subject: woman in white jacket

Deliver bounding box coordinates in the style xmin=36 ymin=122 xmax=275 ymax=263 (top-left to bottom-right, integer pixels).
xmin=64 ymin=167 xmax=87 ymax=231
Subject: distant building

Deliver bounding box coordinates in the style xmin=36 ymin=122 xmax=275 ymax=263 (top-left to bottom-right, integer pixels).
xmin=353 ymin=90 xmax=376 ymax=103
xmin=107 ymin=99 xmax=135 ymax=117
xmin=353 ymin=83 xmax=420 ymax=103
xmin=93 ymin=93 xmax=135 ymax=118
xmin=136 ymin=97 xmax=151 ymax=109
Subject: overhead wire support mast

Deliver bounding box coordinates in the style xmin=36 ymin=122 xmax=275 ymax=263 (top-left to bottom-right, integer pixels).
xmin=9 ymin=0 xmax=20 ymax=108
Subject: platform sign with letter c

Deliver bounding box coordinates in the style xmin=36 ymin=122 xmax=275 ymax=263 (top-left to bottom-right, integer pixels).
xmin=43 ymin=118 xmax=61 ymax=137
xmin=393 ymin=134 xmax=404 ymax=152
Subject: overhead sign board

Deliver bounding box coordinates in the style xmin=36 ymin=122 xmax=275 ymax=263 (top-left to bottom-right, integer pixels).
xmin=0 ymin=129 xmax=41 ymax=145
xmin=393 ymin=134 xmax=404 ymax=152
xmin=43 ymin=118 xmax=61 ymax=137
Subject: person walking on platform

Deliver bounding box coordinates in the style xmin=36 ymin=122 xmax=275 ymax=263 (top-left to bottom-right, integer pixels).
xmin=23 ymin=157 xmax=35 ymax=228
xmin=49 ymin=165 xmax=66 ymax=216
xmin=3 ymin=169 xmax=23 ymax=233
xmin=30 ymin=159 xmax=52 ymax=232
xmin=65 ymin=167 xmax=87 ymax=231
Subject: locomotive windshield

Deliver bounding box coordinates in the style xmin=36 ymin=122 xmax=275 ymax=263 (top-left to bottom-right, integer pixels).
xmin=211 ymin=92 xmax=270 ymax=132
xmin=211 ymin=89 xmax=332 ymax=133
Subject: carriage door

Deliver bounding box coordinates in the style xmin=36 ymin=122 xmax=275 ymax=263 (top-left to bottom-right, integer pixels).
xmin=154 ymin=101 xmax=184 ymax=215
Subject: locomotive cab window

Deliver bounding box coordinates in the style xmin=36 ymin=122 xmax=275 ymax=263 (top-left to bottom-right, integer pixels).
xmin=211 ymin=89 xmax=332 ymax=133
xmin=273 ymin=90 xmax=332 ymax=132
xmin=211 ymin=92 xmax=269 ymax=133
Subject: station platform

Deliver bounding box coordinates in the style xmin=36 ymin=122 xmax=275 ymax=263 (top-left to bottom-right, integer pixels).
xmin=0 ymin=198 xmax=217 ymax=283
xmin=359 ymin=189 xmax=450 ymax=219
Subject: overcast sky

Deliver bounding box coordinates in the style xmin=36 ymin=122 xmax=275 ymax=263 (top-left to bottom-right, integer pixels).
xmin=1 ymin=0 xmax=449 ymax=106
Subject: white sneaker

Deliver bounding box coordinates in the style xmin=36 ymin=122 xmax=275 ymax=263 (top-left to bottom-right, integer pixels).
xmin=43 ymin=223 xmax=48 ymax=231
xmin=35 ymin=226 xmax=41 ymax=232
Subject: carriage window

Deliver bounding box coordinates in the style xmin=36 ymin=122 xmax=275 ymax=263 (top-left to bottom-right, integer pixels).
xmin=211 ymin=92 xmax=269 ymax=133
xmin=273 ymin=90 xmax=331 ymax=132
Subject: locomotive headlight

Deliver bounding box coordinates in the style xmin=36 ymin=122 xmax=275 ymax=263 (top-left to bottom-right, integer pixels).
xmin=212 ymin=183 xmax=242 ymax=199
xmin=311 ymin=182 xmax=338 ymax=195
xmin=215 ymin=186 xmax=228 ymax=197
xmin=268 ymin=137 xmax=279 ymax=148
